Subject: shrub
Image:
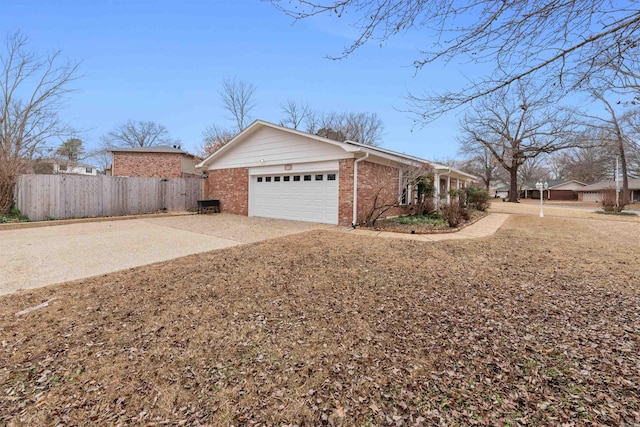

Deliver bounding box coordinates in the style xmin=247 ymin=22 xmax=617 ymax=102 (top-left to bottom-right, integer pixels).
xmin=390 ymin=212 xmax=446 ymax=227
xmin=0 ymin=207 xmax=30 ymax=223
xmin=440 ymin=201 xmax=466 ymax=227
xmin=465 ymin=186 xmax=490 ymax=211
xmin=601 ymin=188 xmax=627 ymax=213
xmin=414 ymin=197 xmax=436 ymax=216
xmin=414 ymin=174 xmax=436 ymax=216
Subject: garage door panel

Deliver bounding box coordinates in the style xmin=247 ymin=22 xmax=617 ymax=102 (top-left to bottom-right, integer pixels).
xmin=251 ymin=172 xmax=339 ymax=224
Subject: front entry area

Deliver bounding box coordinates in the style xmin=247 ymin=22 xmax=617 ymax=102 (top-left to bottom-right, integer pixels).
xmin=249 ymin=171 xmax=339 ymax=224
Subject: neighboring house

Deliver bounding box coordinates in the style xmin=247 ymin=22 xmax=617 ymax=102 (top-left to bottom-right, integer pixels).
xmin=576 ymin=178 xmax=640 ymax=203
xmin=110 ymin=146 xmax=200 ymax=178
xmin=196 ymin=120 xmax=476 ymax=226
xmin=496 ymin=180 xmax=587 ymax=200
xmin=32 ymin=159 xmax=98 ymax=176
xmin=523 ymin=180 xmax=586 ymax=200
xmin=54 ymin=163 xmax=99 ymax=176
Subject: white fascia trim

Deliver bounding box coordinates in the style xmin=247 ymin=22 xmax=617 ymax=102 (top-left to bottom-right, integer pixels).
xmin=196 ymin=120 xmax=361 ymax=169
xmin=248 ymin=160 xmax=340 ymax=175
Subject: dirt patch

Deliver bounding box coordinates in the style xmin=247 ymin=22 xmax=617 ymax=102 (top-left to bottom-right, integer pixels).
xmin=1 ymin=215 xmax=638 ymax=425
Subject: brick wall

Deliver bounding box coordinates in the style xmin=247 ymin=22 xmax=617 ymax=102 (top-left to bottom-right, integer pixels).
xmin=206 ymin=168 xmax=249 ymax=215
xmin=200 ymin=160 xmax=405 ymax=226
xmin=356 ymin=161 xmax=410 ymax=225
xmin=112 ymin=152 xmax=183 ymax=178
xmin=338 ymin=159 xmax=354 ymax=226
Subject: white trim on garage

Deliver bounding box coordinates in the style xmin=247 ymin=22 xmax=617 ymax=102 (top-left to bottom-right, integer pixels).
xmin=248 ymin=168 xmax=339 ymax=224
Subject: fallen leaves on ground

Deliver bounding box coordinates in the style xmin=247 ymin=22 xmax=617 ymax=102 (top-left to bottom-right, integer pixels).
xmin=0 ymin=214 xmax=638 ymax=426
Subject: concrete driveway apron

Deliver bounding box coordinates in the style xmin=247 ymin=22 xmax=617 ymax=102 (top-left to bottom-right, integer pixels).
xmin=0 ymin=214 xmax=325 ymax=296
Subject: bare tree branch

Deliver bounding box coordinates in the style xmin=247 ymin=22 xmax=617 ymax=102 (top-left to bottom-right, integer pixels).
xmin=101 ymin=120 xmax=174 ymax=148
xmin=219 ymin=77 xmax=256 ymax=132
xmin=274 ymin=1 xmax=640 ymax=122
xmin=458 ymin=81 xmax=578 ymax=202
xmin=279 ymin=99 xmax=311 ymax=130
xmin=0 ymin=31 xmax=80 ymax=213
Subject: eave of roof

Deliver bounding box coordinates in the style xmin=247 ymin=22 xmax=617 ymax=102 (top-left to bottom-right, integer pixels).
xmin=195 ymin=119 xmax=477 ymax=181
xmin=577 ymin=177 xmax=640 ymax=191
xmin=110 ymin=146 xmax=187 ymax=154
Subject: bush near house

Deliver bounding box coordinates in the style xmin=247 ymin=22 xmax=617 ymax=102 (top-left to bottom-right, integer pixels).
xmin=440 ymin=201 xmax=467 ymax=227
xmin=465 ymin=186 xmax=490 ymax=211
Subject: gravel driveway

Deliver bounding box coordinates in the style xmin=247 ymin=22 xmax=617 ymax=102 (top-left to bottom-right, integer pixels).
xmin=0 ymin=214 xmax=328 ymax=295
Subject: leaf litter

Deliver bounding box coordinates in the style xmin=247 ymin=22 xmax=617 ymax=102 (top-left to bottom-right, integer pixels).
xmin=0 ymin=214 xmax=638 ymax=425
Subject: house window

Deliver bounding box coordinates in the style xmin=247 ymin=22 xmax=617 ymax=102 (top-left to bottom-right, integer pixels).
xmin=327 ymin=174 xmax=336 ymax=181
xmin=399 ymin=170 xmax=413 ymax=206
xmin=265 ymin=176 xmax=272 ymax=182
xmin=257 ymin=177 xmax=263 ymax=182
xmin=86 ymin=167 xmax=92 ymax=173
xmin=274 ymin=176 xmax=281 ymax=182
xmin=303 ymin=175 xmax=312 ymax=181
xmin=315 ymin=174 xmax=323 ymax=181
xmin=293 ymin=175 xmax=301 ymax=181
xmin=283 ymin=176 xmax=290 ymax=182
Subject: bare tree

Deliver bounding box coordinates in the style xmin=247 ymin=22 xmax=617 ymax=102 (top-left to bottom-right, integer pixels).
xmin=343 ymin=112 xmax=384 ymax=146
xmin=578 ymin=90 xmax=639 ymax=202
xmin=550 ymin=143 xmax=613 ymax=184
xmin=280 ymin=99 xmax=311 ymax=130
xmin=621 ymin=109 xmax=640 ymax=177
xmin=0 ymin=31 xmax=80 ymax=214
xmin=219 ymin=77 xmax=256 ymax=132
xmin=306 ymin=110 xmax=384 ymax=145
xmin=199 ymin=125 xmax=236 ymax=157
xmin=458 ymin=82 xmax=577 ymax=202
xmin=459 ymin=145 xmax=498 ymax=191
xmin=518 ymin=156 xmax=550 ymax=189
xmin=274 ymin=1 xmax=640 ymax=122
xmin=102 ymin=120 xmax=174 ymax=148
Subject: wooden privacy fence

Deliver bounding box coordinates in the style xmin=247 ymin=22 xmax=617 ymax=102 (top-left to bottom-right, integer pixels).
xmin=15 ymin=175 xmax=202 ymax=221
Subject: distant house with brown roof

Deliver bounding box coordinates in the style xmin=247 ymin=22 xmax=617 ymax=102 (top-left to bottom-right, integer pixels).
xmin=495 ymin=180 xmax=587 ymax=200
xmin=576 ymin=178 xmax=640 ymax=203
xmin=110 ymin=146 xmax=201 ymax=178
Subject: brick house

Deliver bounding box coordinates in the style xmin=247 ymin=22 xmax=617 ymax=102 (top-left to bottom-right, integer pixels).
xmin=576 ymin=178 xmax=640 ymax=203
xmin=196 ymin=120 xmax=476 ymax=226
xmin=110 ymin=146 xmax=200 ymax=178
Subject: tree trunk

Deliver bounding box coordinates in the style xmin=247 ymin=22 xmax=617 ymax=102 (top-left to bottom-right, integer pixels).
xmin=508 ymin=167 xmax=519 ymax=202
xmin=617 ymin=136 xmax=630 ymax=205
xmin=0 ymin=179 xmax=15 ymax=214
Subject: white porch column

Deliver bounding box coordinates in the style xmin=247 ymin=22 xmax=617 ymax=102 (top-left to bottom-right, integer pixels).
xmin=446 ymin=176 xmax=451 ymax=204
xmin=434 ymin=172 xmax=440 ymax=209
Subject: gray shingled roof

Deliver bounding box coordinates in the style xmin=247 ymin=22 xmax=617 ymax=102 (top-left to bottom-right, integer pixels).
xmin=577 ymin=177 xmax=640 ymax=191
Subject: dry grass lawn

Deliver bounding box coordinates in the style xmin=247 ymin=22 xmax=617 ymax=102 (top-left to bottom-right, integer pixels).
xmin=1 ymin=211 xmax=639 ymax=426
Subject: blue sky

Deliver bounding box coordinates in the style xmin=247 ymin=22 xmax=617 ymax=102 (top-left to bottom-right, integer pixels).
xmin=2 ymin=0 xmax=471 ymax=163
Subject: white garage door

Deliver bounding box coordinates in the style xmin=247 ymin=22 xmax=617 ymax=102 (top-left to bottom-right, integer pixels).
xmin=581 ymin=192 xmax=602 ymax=202
xmin=250 ymin=172 xmax=339 ymax=224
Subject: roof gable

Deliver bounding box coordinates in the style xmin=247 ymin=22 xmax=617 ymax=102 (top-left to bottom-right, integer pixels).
xmin=199 ymin=121 xmax=357 ymax=170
